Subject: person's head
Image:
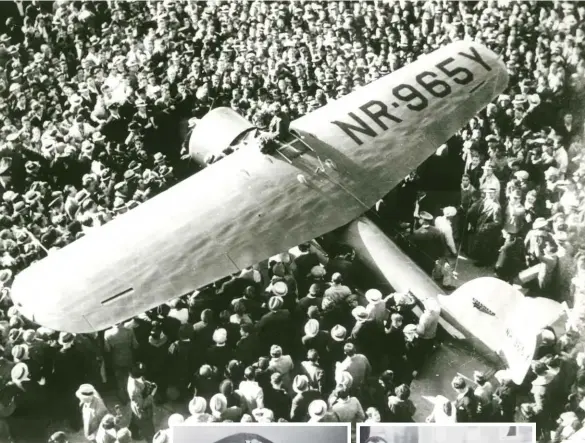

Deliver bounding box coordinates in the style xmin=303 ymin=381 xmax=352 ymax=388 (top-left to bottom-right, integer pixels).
xmin=240 ymin=323 xmax=253 ymax=338
xmin=336 ymin=384 xmax=350 ymax=400
xmin=343 ymin=342 xmax=356 ymax=357
xmin=390 ymin=312 xmax=403 ymax=328
xmin=270 ymin=345 xmax=283 ymax=358
xmin=331 ymin=272 xmax=343 ymax=284
xmin=130 ymin=362 xmax=146 ymax=379
xmin=270 ymin=371 xmax=283 ymax=387
xmin=307 ymin=349 xmax=319 ymax=363
xmin=451 ymin=375 xmax=467 ymax=393
xmin=366 ymin=407 xmax=381 ymax=422
xmin=201 ymin=308 xmax=213 ymax=323
xmin=244 ymin=366 xmax=256 ymax=381
xmin=395 ymin=383 xmax=411 ymax=400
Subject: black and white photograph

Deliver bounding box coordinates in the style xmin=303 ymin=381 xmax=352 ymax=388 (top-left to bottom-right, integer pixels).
xmin=0 ymin=0 xmax=584 ymax=442
xmin=360 ymin=424 xmax=535 ymax=443
xmin=172 ymin=423 xmax=350 ymax=443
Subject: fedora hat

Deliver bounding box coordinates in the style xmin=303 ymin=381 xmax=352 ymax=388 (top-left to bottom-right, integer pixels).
xmin=365 ymin=288 xmax=382 ymax=303
xmin=293 ymin=375 xmax=309 ymax=393
xmin=76 ymin=383 xmax=97 ymax=399
xmin=308 ymin=400 xmax=327 ymax=419
xmin=352 ymin=306 xmax=369 ymax=321
xmin=188 ymin=396 xmax=207 ymax=415
xmin=330 ymin=324 xmax=347 ymax=342
xmin=268 ymin=295 xmax=283 ymax=311
xmin=58 ymin=331 xmax=75 ymax=346
xmin=271 ymin=281 xmax=288 ymax=297
xmin=11 ymin=362 xmax=30 ymax=383
xmin=304 ymin=319 xmax=319 ymax=338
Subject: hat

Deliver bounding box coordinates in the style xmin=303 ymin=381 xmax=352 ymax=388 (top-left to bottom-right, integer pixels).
xmin=58 ymin=332 xmax=75 ymax=346
xmin=268 ymin=296 xmax=283 ymax=311
xmin=359 ymin=287 xmax=382 ymax=304
xmin=352 ymin=306 xmax=369 ymax=322
xmin=49 ymin=431 xmax=68 ymax=443
xmin=336 ymin=370 xmax=354 ymax=388
xmin=403 ymin=324 xmax=418 ymax=335
xmin=330 ymin=324 xmax=347 ymax=342
xmin=153 ymin=431 xmax=169 ymax=443
xmin=293 ymin=374 xmax=309 ymax=393
xmin=123 ymin=170 xmax=137 ymax=181
xmin=11 ymin=344 xmax=28 ymax=361
xmin=153 ymin=152 xmax=165 ymax=164
xmin=75 ymin=383 xmax=97 ymax=398
xmin=11 ymin=362 xmax=30 ymax=383
xmin=482 ymin=162 xmax=494 ymax=170
xmin=532 ymin=218 xmax=548 ymax=230
xmin=167 ymin=413 xmax=185 ymax=427
xmin=271 ymin=281 xmax=288 ymax=297
xmin=418 ymin=211 xmax=433 ymax=221
xmin=308 ymin=400 xmax=328 ymax=419
xmin=212 ymin=328 xmax=227 ymax=344
xmin=0 ymin=269 xmax=12 ymax=284
xmin=442 ymin=206 xmax=457 ymax=217
xmin=209 ymin=394 xmax=228 ymax=413
xmin=252 ymin=407 xmax=275 ymax=423
xmin=304 ymin=319 xmax=319 ymax=338
xmin=310 ymin=265 xmax=326 ymax=278
xmin=514 ymin=170 xmax=529 ymax=180
xmin=135 ymin=98 xmax=146 ymax=108
xmin=485 ymin=134 xmax=499 ymax=143
xmin=188 ymin=396 xmax=207 ymax=415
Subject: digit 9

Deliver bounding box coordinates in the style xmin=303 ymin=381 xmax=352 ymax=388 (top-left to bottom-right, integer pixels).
xmin=392 ymin=84 xmax=428 ymax=111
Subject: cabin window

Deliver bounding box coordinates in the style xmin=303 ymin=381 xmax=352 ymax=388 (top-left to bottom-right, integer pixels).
xmin=273 ymin=131 xmax=311 ymax=161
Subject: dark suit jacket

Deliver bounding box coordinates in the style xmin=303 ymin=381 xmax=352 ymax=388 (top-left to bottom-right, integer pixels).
xmin=455 ymin=387 xmax=478 ymax=422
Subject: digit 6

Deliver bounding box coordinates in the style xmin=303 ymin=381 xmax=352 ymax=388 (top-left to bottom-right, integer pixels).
xmin=415 ymin=71 xmax=452 ymax=98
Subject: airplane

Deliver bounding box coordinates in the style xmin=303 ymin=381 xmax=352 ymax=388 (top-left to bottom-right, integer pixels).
xmin=10 ymin=41 xmax=509 ymax=333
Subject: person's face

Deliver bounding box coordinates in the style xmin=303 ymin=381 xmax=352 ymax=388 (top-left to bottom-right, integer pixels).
xmin=461 ymin=176 xmax=470 ymax=187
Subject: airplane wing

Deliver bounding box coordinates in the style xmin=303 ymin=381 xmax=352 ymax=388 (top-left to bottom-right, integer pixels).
xmin=11 ymin=42 xmax=508 ymax=333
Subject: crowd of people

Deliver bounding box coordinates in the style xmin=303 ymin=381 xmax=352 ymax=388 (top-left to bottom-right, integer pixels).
xmin=0 ymin=0 xmax=584 ymax=442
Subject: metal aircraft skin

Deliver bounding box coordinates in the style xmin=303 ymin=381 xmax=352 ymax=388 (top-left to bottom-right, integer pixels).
xmin=10 ymin=41 xmax=508 ymax=333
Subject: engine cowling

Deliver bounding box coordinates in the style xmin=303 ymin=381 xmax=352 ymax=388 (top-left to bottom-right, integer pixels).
xmin=188 ymin=107 xmax=256 ymax=167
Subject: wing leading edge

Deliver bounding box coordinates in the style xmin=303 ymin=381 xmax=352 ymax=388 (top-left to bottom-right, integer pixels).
xmin=10 ymin=42 xmax=508 ymax=332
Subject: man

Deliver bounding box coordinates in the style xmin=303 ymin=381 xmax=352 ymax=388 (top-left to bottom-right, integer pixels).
xmin=451 ymin=375 xmax=478 ymax=422
xmin=292 ymin=243 xmax=320 ymax=296
xmin=322 ymin=272 xmax=355 ymax=328
xmin=256 ymin=296 xmax=292 ymax=352
xmin=409 ymin=211 xmax=447 ymax=274
xmin=103 ymin=322 xmax=138 ymax=405
xmin=435 ymin=206 xmax=458 ymax=256
xmin=335 ymin=343 xmax=371 ymax=394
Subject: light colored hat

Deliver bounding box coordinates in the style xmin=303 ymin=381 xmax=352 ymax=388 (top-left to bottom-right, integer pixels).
xmin=514 ymin=170 xmax=529 ymax=180
xmin=153 ymin=430 xmax=169 ymax=443
xmin=76 ymin=383 xmax=97 ymax=399
xmin=330 ymin=325 xmax=347 ymax=342
xmin=308 ymin=400 xmax=328 ymax=419
xmin=271 ymin=281 xmax=288 ymax=297
xmin=310 ymin=265 xmax=326 ymax=277
xmin=304 ymin=319 xmax=319 ymax=338
xmin=188 ymin=396 xmax=207 ymax=415
xmin=418 ymin=211 xmax=433 ymax=221
xmin=209 ymin=394 xmax=228 ymax=413
xmin=293 ymin=375 xmax=309 ymax=393
xmin=268 ymin=296 xmax=284 ymax=310
xmin=365 ymin=288 xmax=382 ymax=303
xmin=442 ymin=206 xmax=457 ymax=217
xmin=532 ymin=218 xmax=548 ymax=230
xmin=212 ymin=328 xmax=227 ymax=345
xmin=403 ymin=324 xmax=418 ymax=335
xmin=11 ymin=362 xmax=30 ymax=383
xmin=335 ymin=370 xmax=354 ymax=388
xmin=167 ymin=413 xmax=184 ymax=427
xmin=423 ymin=297 xmax=441 ymax=313
xmin=352 ymin=306 xmax=369 ymax=321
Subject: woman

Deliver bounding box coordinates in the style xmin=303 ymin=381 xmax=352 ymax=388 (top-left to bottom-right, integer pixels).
xmin=127 ymin=362 xmax=156 ymax=443
xmin=75 ymin=384 xmax=108 ymax=442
